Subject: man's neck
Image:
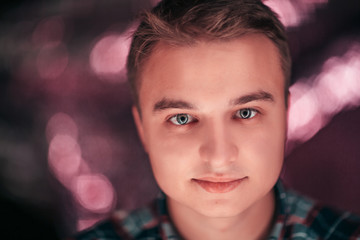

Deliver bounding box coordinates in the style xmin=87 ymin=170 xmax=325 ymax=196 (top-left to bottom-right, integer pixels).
xmin=167 ymin=190 xmax=276 ymax=240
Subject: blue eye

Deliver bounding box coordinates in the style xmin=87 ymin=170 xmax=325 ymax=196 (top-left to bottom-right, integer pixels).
xmin=169 ymin=114 xmax=195 ymax=125
xmin=235 ymin=108 xmax=258 ymax=119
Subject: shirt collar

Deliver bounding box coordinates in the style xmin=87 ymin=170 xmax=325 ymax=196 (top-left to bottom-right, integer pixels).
xmin=267 ymin=179 xmax=292 ymax=239
xmin=273 ymin=179 xmax=290 ymax=216
xmin=156 ymin=192 xmax=181 ymax=239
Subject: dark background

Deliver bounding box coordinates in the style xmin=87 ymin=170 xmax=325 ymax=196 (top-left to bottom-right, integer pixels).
xmin=0 ymin=0 xmax=360 ymax=239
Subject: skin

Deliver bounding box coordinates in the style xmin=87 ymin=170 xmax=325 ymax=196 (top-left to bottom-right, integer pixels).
xmin=133 ymin=34 xmax=288 ymax=240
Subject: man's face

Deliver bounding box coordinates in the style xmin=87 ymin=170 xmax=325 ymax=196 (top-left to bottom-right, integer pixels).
xmin=133 ymin=34 xmax=287 ymax=218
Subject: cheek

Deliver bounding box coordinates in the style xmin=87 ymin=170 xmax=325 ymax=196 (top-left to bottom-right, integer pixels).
xmin=145 ymin=126 xmax=200 ymax=186
xmin=239 ymin=114 xmax=286 ymax=176
xmin=147 ymin=127 xmax=199 ymax=160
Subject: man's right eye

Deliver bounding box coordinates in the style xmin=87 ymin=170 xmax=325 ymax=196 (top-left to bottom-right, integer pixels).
xmin=169 ymin=114 xmax=195 ymax=125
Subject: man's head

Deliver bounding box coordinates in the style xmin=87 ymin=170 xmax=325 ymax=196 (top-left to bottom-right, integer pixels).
xmin=128 ymin=0 xmax=290 ymax=221
xmin=127 ymin=0 xmax=291 ymax=110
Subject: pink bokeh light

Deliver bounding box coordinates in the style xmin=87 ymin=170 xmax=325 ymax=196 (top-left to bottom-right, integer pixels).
xmin=71 ymin=174 xmax=116 ymax=213
xmin=46 ymin=113 xmax=117 ymax=216
xmin=264 ymin=0 xmax=300 ymax=27
xmin=48 ymin=134 xmax=82 ymax=185
xmin=37 ymin=44 xmax=69 ymax=79
xmin=89 ymin=32 xmax=131 ymax=83
xmin=288 ymin=83 xmax=323 ymax=142
xmin=46 ymin=112 xmax=79 ymax=142
xmin=315 ymin=50 xmax=360 ymax=114
xmin=302 ymin=0 xmax=327 ymax=3
xmin=264 ymin=0 xmax=328 ymax=27
xmin=287 ymin=42 xmax=360 ymax=146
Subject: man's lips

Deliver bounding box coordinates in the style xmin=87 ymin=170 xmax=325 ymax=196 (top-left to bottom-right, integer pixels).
xmin=192 ymin=177 xmax=246 ymax=193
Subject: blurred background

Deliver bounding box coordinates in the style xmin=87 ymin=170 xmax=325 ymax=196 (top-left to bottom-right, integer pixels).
xmin=0 ymin=0 xmax=359 ymax=239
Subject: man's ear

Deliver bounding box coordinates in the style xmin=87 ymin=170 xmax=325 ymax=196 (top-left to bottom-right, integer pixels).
xmin=132 ymin=106 xmax=148 ymax=153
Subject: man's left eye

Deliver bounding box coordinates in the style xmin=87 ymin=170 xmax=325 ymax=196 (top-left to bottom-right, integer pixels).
xmin=235 ymin=108 xmax=258 ymax=119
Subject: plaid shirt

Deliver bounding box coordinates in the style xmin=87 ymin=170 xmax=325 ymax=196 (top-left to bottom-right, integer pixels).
xmin=72 ymin=181 xmax=360 ymax=239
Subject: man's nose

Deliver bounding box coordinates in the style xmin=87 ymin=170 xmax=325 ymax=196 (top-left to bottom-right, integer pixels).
xmin=198 ymin=120 xmax=238 ymax=169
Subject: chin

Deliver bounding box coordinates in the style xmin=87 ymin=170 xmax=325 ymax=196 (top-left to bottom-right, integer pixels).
xmin=193 ymin=200 xmax=246 ymax=218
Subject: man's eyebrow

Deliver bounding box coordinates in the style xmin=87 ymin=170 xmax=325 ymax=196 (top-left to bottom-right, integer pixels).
xmin=230 ymin=90 xmax=274 ymax=105
xmin=153 ymin=98 xmax=196 ymax=112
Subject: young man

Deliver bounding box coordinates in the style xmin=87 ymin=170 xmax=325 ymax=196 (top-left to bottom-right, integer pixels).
xmin=73 ymin=0 xmax=360 ymax=239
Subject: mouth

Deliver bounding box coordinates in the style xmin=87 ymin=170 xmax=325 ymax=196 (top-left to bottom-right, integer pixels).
xmin=192 ymin=177 xmax=246 ymax=193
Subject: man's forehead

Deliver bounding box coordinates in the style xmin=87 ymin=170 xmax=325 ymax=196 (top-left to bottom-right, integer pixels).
xmin=138 ymin=35 xmax=285 ymax=110
xmin=141 ymin=34 xmax=281 ymax=76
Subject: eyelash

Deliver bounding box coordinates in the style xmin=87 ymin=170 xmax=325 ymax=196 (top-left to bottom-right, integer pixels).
xmin=168 ymin=108 xmax=259 ymax=126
